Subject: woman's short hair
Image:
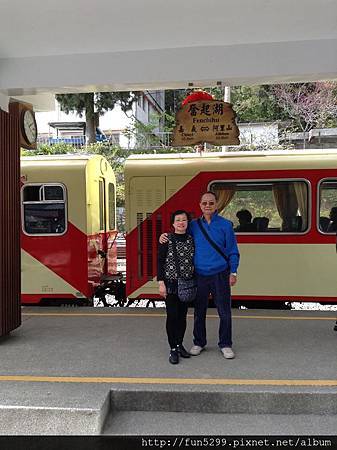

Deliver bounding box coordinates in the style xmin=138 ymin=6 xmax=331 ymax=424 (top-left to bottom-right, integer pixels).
xmin=170 ymin=209 xmax=191 ymax=225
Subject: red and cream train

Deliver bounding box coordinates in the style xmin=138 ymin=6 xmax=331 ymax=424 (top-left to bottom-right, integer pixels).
xmin=21 ymin=150 xmax=337 ymax=306
xmin=21 ymin=154 xmax=118 ymax=305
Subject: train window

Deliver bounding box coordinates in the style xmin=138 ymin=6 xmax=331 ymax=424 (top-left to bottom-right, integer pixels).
xmin=44 ymin=185 xmax=64 ymax=200
xmin=210 ymin=180 xmax=309 ymax=233
xmin=108 ymin=183 xmax=115 ymax=230
xmin=23 ymin=185 xmax=41 ymax=201
xmin=318 ymin=180 xmax=337 ymax=233
xmin=22 ymin=183 xmax=67 ymax=235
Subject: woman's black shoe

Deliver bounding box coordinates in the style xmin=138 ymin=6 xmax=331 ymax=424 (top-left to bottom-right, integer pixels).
xmin=169 ymin=348 xmax=179 ymax=364
xmin=177 ymin=344 xmax=191 ymax=358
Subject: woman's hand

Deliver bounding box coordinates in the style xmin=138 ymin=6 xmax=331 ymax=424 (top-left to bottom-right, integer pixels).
xmin=159 ymin=233 xmax=169 ymax=244
xmin=159 ymin=281 xmax=167 ymax=298
xmin=229 ymin=274 xmax=237 ymax=287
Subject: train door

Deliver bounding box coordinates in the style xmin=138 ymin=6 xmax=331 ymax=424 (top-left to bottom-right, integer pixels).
xmin=106 ymin=180 xmax=118 ymax=275
xmin=127 ymin=176 xmax=166 ymax=297
xmin=98 ymin=177 xmax=108 ymax=273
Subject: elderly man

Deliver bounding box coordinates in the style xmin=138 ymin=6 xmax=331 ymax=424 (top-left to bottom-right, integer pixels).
xmin=160 ymin=191 xmax=240 ymax=359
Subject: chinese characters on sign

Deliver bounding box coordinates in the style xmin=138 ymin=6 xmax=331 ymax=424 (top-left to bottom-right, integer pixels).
xmin=172 ymin=100 xmax=240 ymax=146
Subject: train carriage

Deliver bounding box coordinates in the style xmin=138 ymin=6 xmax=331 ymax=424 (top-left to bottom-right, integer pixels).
xmin=125 ymin=149 xmax=337 ymax=306
xmin=21 ymin=154 xmax=117 ymax=305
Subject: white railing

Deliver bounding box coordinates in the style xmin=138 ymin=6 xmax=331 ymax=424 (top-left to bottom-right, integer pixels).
xmin=37 ymin=132 xmax=174 ymax=150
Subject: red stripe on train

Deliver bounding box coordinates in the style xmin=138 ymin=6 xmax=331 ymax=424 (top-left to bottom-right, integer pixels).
xmin=131 ymin=293 xmax=337 ymax=303
xmin=21 ymin=222 xmax=88 ymax=295
xmin=22 ymin=294 xmax=77 ymax=304
xmin=232 ymin=295 xmax=337 ymax=302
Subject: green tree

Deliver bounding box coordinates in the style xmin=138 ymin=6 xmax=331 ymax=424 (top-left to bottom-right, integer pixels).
xmin=55 ymin=92 xmax=139 ymax=144
xmin=230 ymin=85 xmax=291 ymax=123
xmin=21 ymin=142 xmax=77 ymax=156
xmin=124 ymin=111 xmax=177 ymax=148
xmin=165 ymin=86 xmax=291 ymax=123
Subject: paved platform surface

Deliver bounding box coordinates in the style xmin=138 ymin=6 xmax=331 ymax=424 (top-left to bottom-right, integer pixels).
xmin=0 ymin=307 xmax=336 ymax=435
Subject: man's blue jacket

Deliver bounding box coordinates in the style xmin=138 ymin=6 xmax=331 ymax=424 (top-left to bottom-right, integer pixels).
xmin=189 ymin=212 xmax=240 ymax=276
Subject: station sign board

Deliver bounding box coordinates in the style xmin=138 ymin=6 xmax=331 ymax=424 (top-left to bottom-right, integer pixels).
xmin=172 ymin=99 xmax=240 ymax=147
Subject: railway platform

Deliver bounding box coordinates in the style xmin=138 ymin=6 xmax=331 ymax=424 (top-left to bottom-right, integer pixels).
xmin=0 ymin=306 xmax=336 ymax=435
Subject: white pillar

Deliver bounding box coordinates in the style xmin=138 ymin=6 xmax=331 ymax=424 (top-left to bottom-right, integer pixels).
xmin=224 ymin=86 xmax=231 ymax=103
xmin=0 ymin=93 xmax=9 ymax=112
xmin=222 ymin=86 xmax=231 ymax=152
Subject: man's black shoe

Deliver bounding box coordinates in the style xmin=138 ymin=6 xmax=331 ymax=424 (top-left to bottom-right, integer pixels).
xmin=169 ymin=348 xmax=179 ymax=364
xmin=177 ymin=344 xmax=191 ymax=358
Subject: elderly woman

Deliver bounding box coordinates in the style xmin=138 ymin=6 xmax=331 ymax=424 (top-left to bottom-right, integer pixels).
xmin=157 ymin=209 xmax=195 ymax=364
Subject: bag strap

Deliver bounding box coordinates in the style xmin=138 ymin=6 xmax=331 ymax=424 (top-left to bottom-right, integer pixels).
xmin=197 ymin=218 xmax=229 ymax=263
xmin=170 ymin=234 xmax=182 ymax=277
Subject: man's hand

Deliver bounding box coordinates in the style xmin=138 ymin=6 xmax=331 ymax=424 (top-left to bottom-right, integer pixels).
xmin=159 ymin=281 xmax=167 ymax=298
xmin=159 ymin=233 xmax=169 ymax=244
xmin=229 ymin=274 xmax=237 ymax=287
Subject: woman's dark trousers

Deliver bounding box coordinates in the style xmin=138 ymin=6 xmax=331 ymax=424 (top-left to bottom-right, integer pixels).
xmin=165 ymin=293 xmax=188 ymax=349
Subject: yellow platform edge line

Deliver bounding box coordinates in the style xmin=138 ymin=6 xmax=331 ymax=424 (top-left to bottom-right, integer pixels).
xmin=22 ymin=313 xmax=336 ymax=320
xmin=0 ymin=376 xmax=337 ymax=386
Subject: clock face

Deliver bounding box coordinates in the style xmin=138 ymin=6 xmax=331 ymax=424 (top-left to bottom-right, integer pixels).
xmin=22 ymin=109 xmax=37 ymax=145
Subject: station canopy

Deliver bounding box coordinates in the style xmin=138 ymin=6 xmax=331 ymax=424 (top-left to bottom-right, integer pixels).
xmin=0 ymin=0 xmax=336 ymax=109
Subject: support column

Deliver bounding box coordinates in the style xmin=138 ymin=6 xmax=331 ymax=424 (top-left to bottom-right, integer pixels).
xmin=0 ymin=108 xmax=21 ymax=337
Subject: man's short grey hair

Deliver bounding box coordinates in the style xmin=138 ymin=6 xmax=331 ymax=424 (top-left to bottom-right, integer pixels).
xmin=200 ymin=191 xmax=218 ymax=201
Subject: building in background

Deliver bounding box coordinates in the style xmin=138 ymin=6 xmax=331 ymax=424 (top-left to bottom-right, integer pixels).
xmin=281 ymin=128 xmax=337 ymax=149
xmin=36 ymin=90 xmax=165 ymax=148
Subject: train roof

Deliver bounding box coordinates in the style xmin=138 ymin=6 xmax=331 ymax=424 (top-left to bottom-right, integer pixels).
xmin=21 ymin=154 xmax=115 ymax=181
xmin=125 ymin=148 xmax=337 ymax=176
xmin=126 ymin=148 xmax=337 ymax=160
xmin=21 ymin=154 xmax=96 ymax=161
xmin=20 ymin=154 xmax=108 ymax=169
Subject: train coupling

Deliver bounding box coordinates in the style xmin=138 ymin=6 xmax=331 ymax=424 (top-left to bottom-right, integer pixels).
xmin=101 ymin=273 xmax=123 ymax=282
xmin=97 ymin=249 xmax=107 ymax=258
xmin=94 ymin=272 xmax=126 ymax=306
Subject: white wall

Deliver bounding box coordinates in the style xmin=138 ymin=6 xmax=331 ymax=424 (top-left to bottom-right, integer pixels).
xmin=239 ymin=123 xmax=279 ymax=146
xmin=0 ymin=93 xmax=9 ymax=112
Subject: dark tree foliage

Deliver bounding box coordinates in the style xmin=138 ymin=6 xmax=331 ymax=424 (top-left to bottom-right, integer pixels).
xmin=230 ymin=85 xmax=291 ymax=123
xmin=165 ymin=89 xmax=190 ymax=116
xmin=55 ymin=92 xmax=139 ymax=143
xmin=165 ymin=85 xmax=291 ymax=124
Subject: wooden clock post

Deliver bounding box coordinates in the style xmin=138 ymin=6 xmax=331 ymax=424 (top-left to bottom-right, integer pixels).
xmin=9 ymin=101 xmax=37 ymax=150
xmin=0 ymin=100 xmax=36 ymax=337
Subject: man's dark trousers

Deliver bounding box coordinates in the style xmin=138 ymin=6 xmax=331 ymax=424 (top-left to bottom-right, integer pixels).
xmin=193 ymin=270 xmax=232 ymax=348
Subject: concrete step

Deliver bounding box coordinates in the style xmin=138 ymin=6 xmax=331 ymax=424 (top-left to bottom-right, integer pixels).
xmin=0 ymin=385 xmax=111 ymax=435
xmin=109 ymin=389 xmax=337 ymax=415
xmin=1 ymin=387 xmax=336 ymax=435
xmin=103 ymin=411 xmax=337 ymax=435
xmin=103 ymin=389 xmax=337 ymax=435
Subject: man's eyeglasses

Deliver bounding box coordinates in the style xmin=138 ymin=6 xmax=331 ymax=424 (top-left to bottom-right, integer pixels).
xmin=201 ymin=201 xmax=215 ymax=206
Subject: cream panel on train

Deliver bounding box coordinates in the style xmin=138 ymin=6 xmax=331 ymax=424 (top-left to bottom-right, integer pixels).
xmin=21 ymin=250 xmax=78 ymax=295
